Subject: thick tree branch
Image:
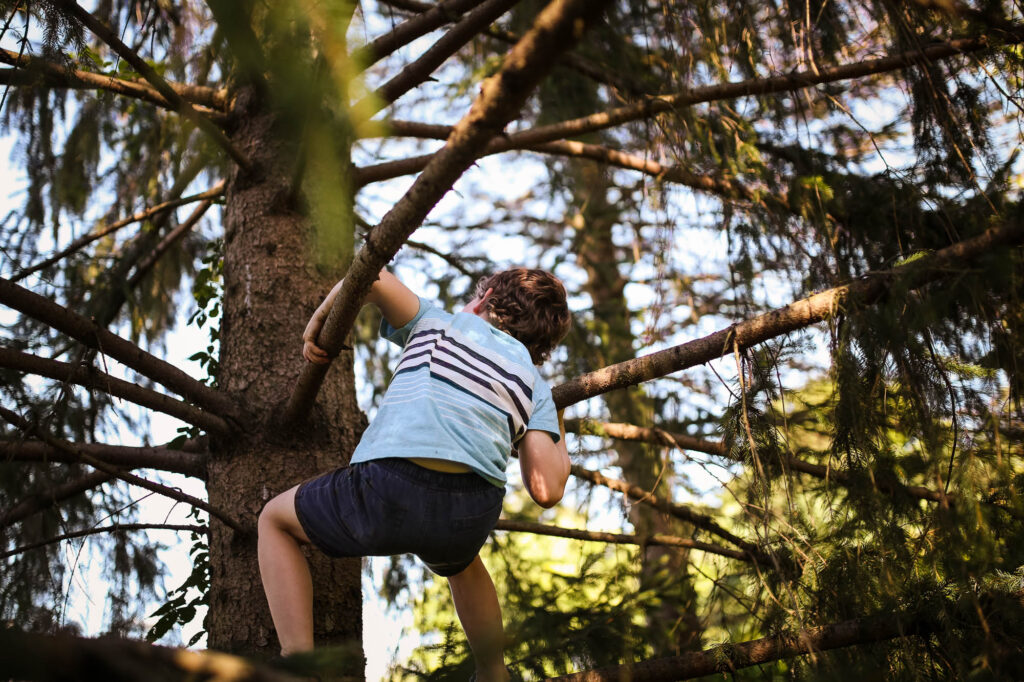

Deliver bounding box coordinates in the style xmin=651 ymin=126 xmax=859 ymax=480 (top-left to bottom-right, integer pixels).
xmin=282 ymin=0 xmax=614 ymax=425
xmin=570 ymin=464 xmax=764 ymax=560
xmin=354 ymin=36 xmax=998 ymax=187
xmin=0 ymin=523 xmax=206 ymax=560
xmin=0 ymin=49 xmax=228 ymax=113
xmin=354 ymin=0 xmax=491 ymax=69
xmin=494 ymin=518 xmax=749 ymax=561
xmin=0 ymin=628 xmax=299 ymax=682
xmin=52 ymin=0 xmax=252 ymax=170
xmin=0 ymin=439 xmax=207 ymax=478
xmin=0 ymin=276 xmax=243 ymax=424
xmin=0 ymin=348 xmax=231 ymax=436
xmin=552 ymin=219 xmax=1024 ymax=408
xmin=0 ymin=407 xmax=245 ymax=534
xmin=548 ymin=610 xmax=932 ymax=681
xmin=0 ymin=470 xmax=113 ymax=528
xmin=359 ymin=0 xmax=524 ymax=116
xmin=10 ymin=183 xmax=225 ymax=283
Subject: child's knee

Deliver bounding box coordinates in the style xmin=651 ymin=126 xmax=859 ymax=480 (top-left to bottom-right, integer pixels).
xmin=258 ymin=493 xmax=290 ymax=533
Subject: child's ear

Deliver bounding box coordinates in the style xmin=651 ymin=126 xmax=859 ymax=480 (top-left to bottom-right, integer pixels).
xmin=473 ymin=287 xmax=494 ymax=314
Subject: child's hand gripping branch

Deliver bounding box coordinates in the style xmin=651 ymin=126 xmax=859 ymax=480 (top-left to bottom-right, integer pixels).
xmin=301 ymin=270 xmax=420 ymax=364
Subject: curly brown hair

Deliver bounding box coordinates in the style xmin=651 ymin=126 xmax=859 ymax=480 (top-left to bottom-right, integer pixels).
xmin=475 ymin=268 xmax=571 ymax=364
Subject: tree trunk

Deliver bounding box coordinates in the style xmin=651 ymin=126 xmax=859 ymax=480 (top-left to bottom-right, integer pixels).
xmin=206 ymin=89 xmax=366 ymax=665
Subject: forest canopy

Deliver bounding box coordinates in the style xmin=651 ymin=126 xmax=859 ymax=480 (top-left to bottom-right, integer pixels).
xmin=1 ymin=0 xmax=1023 ymax=680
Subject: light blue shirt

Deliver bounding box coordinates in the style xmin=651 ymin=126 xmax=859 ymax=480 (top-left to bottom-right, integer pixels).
xmin=350 ymin=297 xmax=560 ymax=487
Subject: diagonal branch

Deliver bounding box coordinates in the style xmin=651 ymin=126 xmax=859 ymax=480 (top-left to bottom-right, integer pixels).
xmin=358 ymin=0 xmax=524 ymax=116
xmin=353 ymin=0 xmax=491 ymax=69
xmin=353 ymin=36 xmax=1000 ymax=187
xmin=52 ymin=0 xmax=252 ymax=170
xmin=126 ymin=198 xmax=214 ymax=288
xmin=552 ymin=219 xmax=1024 ymax=409
xmin=11 ymin=183 xmax=225 ymax=283
xmin=566 ymin=418 xmax=948 ymax=504
xmin=0 ymin=348 xmax=231 ymax=436
xmin=0 ymin=276 xmax=242 ymax=424
xmin=0 ymin=439 xmax=206 ymax=478
xmin=0 ymin=523 xmax=206 ymax=560
xmin=570 ymin=464 xmax=765 ymax=560
xmin=494 ymin=518 xmax=749 ymax=561
xmin=0 ymin=407 xmax=245 ymax=534
xmin=0 ymin=49 xmax=228 ymax=113
xmin=548 ymin=609 xmax=935 ymax=681
xmin=0 ymin=470 xmax=113 ymax=528
xmin=282 ymin=0 xmax=614 ymax=425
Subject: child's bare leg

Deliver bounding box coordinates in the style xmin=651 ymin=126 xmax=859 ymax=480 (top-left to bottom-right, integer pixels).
xmin=258 ymin=485 xmax=314 ymax=655
xmin=447 ymin=555 xmax=509 ymax=682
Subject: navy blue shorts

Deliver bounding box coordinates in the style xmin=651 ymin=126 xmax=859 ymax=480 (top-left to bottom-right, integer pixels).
xmin=293 ymin=458 xmax=504 ymax=576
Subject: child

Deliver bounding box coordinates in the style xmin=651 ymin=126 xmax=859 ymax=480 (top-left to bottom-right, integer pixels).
xmin=258 ymin=268 xmax=572 ymax=682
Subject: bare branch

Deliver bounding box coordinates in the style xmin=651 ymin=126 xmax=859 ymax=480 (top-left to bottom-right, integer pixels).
xmin=11 ymin=183 xmax=225 ymax=283
xmin=359 ymin=0 xmax=524 ymax=116
xmin=0 ymin=347 xmax=231 ymax=436
xmin=566 ymin=418 xmax=950 ymax=505
xmin=0 ymin=407 xmax=246 ymax=534
xmin=0 ymin=470 xmax=113 ymax=528
xmin=354 ymin=0 xmax=491 ymax=69
xmin=0 ymin=439 xmax=206 ymax=478
xmin=127 ymin=198 xmax=214 ymax=288
xmin=0 ymin=276 xmax=243 ymax=424
xmin=552 ymin=219 xmax=1024 ymax=408
xmin=282 ymin=0 xmax=615 ymax=425
xmin=494 ymin=518 xmax=750 ymax=561
xmin=0 ymin=49 xmax=228 ymax=113
xmin=52 ymin=0 xmax=252 ymax=170
xmin=354 ymin=37 xmax=999 ymax=187
xmin=0 ymin=523 xmax=206 ymax=560
xmin=570 ymin=464 xmax=765 ymax=559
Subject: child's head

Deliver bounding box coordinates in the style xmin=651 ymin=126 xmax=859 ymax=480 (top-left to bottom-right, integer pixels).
xmin=473 ymin=268 xmax=571 ymax=364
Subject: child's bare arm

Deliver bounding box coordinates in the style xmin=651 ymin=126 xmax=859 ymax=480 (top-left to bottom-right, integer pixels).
xmin=302 ymin=270 xmax=420 ymax=364
xmin=518 ymin=411 xmax=570 ymax=508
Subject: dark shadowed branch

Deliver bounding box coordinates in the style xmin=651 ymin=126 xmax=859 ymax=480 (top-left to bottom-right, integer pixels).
xmin=570 ymin=464 xmax=764 ymax=559
xmin=547 ymin=610 xmax=935 ymax=681
xmin=0 ymin=48 xmax=227 ymax=113
xmin=353 ymin=36 xmax=1001 ymax=187
xmin=0 ymin=628 xmax=302 ymax=682
xmin=0 ymin=470 xmax=113 ymax=528
xmin=0 ymin=348 xmax=232 ymax=436
xmin=52 ymin=0 xmax=251 ymax=170
xmin=0 ymin=276 xmax=242 ymax=423
xmin=0 ymin=523 xmax=206 ymax=560
xmin=565 ymin=418 xmax=949 ymax=504
xmin=0 ymin=438 xmax=207 ymax=477
xmin=282 ymin=0 xmax=615 ymax=425
xmin=10 ymin=183 xmax=225 ymax=283
xmin=359 ymin=0 xmax=523 ymax=116
xmin=354 ymin=0 xmax=490 ymax=69
xmin=0 ymin=407 xmax=245 ymax=534
xmin=127 ymin=198 xmax=215 ymax=288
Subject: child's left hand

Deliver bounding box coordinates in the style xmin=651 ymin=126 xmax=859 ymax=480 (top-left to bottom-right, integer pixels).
xmin=303 ymin=339 xmax=329 ymax=364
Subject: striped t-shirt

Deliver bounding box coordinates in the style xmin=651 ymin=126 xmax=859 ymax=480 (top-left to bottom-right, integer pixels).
xmin=349 ymin=297 xmax=560 ymax=487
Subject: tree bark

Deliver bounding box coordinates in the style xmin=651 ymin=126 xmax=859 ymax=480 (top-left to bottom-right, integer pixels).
xmin=207 ymin=87 xmax=366 ymax=661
